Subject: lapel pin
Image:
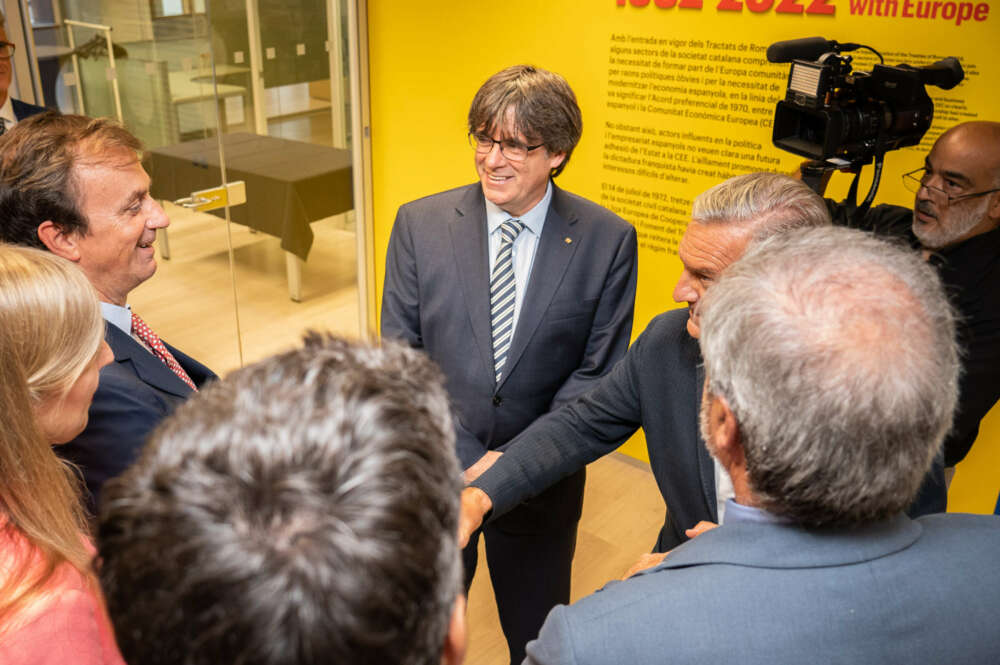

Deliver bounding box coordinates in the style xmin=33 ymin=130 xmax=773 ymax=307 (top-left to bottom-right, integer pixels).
xmin=565 ymin=237 xmax=572 ymax=244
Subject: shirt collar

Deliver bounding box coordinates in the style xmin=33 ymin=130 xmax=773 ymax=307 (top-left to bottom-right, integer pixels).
xmin=100 ymin=301 xmax=133 ymax=336
xmin=485 ymin=180 xmax=552 ymax=238
xmin=723 ymin=498 xmax=793 ymax=525
xmin=0 ymin=96 xmax=15 ymax=128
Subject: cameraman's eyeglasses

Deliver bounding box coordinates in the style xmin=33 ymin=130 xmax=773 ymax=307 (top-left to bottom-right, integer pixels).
xmin=902 ymin=167 xmax=1000 ymax=205
xmin=0 ymin=42 xmax=16 ymax=60
xmin=469 ymin=133 xmax=544 ymax=162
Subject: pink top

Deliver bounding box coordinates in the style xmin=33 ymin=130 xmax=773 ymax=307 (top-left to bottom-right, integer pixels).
xmin=0 ymin=526 xmax=126 ymax=665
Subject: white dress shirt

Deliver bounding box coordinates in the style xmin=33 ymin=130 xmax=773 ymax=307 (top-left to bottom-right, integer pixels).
xmin=484 ymin=181 xmax=553 ymax=332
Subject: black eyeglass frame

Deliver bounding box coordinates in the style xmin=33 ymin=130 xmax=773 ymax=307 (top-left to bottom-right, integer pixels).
xmin=468 ymin=132 xmax=545 ymax=162
xmin=902 ymin=167 xmax=1000 ymax=206
xmin=0 ymin=42 xmax=16 ymax=59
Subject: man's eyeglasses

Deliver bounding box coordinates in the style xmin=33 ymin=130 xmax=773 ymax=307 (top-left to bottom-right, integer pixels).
xmin=468 ymin=133 xmax=544 ymax=162
xmin=902 ymin=167 xmax=1000 ymax=206
xmin=0 ymin=42 xmax=15 ymax=60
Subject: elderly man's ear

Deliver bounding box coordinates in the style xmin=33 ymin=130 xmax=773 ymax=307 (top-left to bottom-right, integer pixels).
xmin=706 ymin=394 xmax=744 ymax=470
xmin=36 ymin=220 xmax=82 ymax=262
xmin=442 ymin=594 xmax=467 ymax=665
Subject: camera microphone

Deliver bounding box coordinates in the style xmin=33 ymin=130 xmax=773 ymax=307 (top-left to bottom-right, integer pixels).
xmin=766 ymin=37 xmax=861 ymax=63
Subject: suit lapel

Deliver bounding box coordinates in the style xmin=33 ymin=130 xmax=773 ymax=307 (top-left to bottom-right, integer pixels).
xmin=448 ymin=186 xmax=494 ymax=383
xmin=498 ymin=185 xmax=578 ymax=390
xmin=105 ymin=322 xmax=195 ymax=398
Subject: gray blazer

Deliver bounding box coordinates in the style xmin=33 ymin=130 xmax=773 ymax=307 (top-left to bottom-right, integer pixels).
xmin=526 ymin=513 xmax=1000 ymax=665
xmin=381 ymin=182 xmax=638 ymax=475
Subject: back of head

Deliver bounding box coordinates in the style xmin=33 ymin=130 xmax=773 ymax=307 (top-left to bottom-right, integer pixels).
xmin=468 ymin=64 xmax=582 ymax=176
xmin=0 ymin=244 xmax=102 ymax=625
xmin=0 ymin=113 xmax=142 ymax=248
xmin=698 ymin=227 xmax=958 ymax=526
xmin=691 ymin=172 xmax=831 ymax=237
xmin=98 ymin=334 xmax=463 ymax=665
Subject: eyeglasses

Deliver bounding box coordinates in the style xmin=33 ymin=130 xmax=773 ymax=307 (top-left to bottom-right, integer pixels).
xmin=468 ymin=133 xmax=544 ymax=162
xmin=902 ymin=167 xmax=1000 ymax=206
xmin=0 ymin=42 xmax=15 ymax=60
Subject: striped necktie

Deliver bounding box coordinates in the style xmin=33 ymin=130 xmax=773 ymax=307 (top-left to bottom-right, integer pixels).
xmin=131 ymin=312 xmax=198 ymax=391
xmin=490 ymin=219 xmax=524 ymax=383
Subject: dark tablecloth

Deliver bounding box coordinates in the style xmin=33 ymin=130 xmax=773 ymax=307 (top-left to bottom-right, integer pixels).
xmin=147 ymin=132 xmax=353 ymax=260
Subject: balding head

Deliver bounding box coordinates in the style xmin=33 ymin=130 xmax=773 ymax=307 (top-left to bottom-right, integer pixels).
xmin=698 ymin=227 xmax=959 ymax=526
xmin=912 ymin=121 xmax=1000 ymax=249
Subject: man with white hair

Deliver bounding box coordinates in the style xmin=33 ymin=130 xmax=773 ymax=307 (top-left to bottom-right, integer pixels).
xmin=525 ymin=227 xmax=1000 ymax=665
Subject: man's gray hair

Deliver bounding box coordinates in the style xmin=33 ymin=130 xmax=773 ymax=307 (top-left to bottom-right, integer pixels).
xmin=98 ymin=334 xmax=463 ymax=665
xmin=698 ymin=226 xmax=959 ymax=526
xmin=692 ymin=172 xmax=831 ymax=236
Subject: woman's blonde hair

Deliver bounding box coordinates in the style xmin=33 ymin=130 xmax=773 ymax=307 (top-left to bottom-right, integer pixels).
xmin=0 ymin=243 xmax=105 ymax=629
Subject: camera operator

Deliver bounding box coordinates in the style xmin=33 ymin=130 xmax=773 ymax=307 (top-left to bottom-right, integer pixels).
xmin=818 ymin=121 xmax=1000 ymax=497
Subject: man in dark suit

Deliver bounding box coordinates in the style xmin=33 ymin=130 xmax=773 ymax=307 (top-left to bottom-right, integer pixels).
xmin=0 ymin=18 xmax=47 ymax=131
xmin=0 ymin=113 xmax=215 ymax=509
xmin=381 ymin=65 xmax=637 ymax=664
xmin=525 ymin=227 xmax=1000 ymax=665
xmin=459 ymin=173 xmax=831 ymax=558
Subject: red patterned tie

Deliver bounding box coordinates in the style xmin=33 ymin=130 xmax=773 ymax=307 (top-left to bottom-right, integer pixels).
xmin=131 ymin=312 xmax=197 ymax=391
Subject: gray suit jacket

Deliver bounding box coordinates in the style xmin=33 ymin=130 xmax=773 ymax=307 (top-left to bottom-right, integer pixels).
xmin=526 ymin=513 xmax=1000 ymax=665
xmin=381 ymin=182 xmax=638 ymax=481
xmin=474 ymin=308 xmax=713 ymax=550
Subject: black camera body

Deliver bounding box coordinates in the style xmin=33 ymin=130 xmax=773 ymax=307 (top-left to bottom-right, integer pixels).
xmin=767 ymin=38 xmax=963 ymax=166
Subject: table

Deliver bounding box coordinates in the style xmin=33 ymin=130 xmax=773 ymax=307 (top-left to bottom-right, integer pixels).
xmin=147 ymin=133 xmax=353 ymax=300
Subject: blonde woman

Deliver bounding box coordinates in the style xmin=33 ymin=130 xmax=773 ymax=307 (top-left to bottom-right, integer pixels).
xmin=0 ymin=244 xmax=122 ymax=664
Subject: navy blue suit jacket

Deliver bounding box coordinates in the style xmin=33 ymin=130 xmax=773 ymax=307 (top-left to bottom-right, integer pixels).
xmin=11 ymin=98 xmax=47 ymax=120
xmin=474 ymin=308 xmax=710 ymax=550
xmin=58 ymin=322 xmax=216 ymax=509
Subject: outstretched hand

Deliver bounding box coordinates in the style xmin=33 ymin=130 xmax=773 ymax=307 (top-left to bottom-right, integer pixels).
xmin=458 ymin=487 xmax=493 ymax=548
xmin=620 ymin=520 xmax=719 ymax=580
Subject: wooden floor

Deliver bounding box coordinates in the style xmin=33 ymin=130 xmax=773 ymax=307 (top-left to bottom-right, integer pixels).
xmin=130 ymin=112 xmax=666 ymax=665
xmin=465 ymin=453 xmax=664 ymax=665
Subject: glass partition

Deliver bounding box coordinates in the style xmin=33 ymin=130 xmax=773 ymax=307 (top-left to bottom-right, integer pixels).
xmin=16 ymin=0 xmax=362 ymax=374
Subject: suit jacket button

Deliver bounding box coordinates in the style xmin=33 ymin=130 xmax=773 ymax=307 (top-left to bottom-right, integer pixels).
xmin=492 ymin=395 xmax=502 ymax=406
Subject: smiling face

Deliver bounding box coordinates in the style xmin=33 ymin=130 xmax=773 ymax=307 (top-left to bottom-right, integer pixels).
xmin=36 ymin=340 xmax=113 ymax=444
xmin=0 ymin=26 xmax=11 ymax=107
xmin=912 ymin=124 xmax=1000 ymax=250
xmin=69 ymin=148 xmax=169 ymax=305
xmin=475 ymin=113 xmax=565 ymax=218
xmin=672 ymin=221 xmax=752 ymax=339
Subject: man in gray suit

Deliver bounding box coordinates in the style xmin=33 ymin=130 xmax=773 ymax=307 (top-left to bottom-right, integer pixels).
xmin=381 ymin=64 xmax=637 ymax=664
xmin=525 ymin=226 xmax=1000 ymax=665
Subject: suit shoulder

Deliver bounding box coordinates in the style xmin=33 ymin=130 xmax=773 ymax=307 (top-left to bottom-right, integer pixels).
xmin=916 ymin=513 xmax=1000 ymax=543
xmin=12 ymin=98 xmax=48 ymax=119
xmin=639 ymin=308 xmax=692 ymax=343
xmin=397 ymin=183 xmax=479 ymax=218
xmin=553 ymin=186 xmax=633 ymax=235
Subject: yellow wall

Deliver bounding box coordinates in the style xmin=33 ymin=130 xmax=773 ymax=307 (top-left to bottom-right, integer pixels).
xmin=367 ymin=0 xmax=999 ymax=513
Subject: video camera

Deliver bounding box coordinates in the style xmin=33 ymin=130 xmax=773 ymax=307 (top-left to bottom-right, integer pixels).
xmin=766 ymin=37 xmax=964 ymax=168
